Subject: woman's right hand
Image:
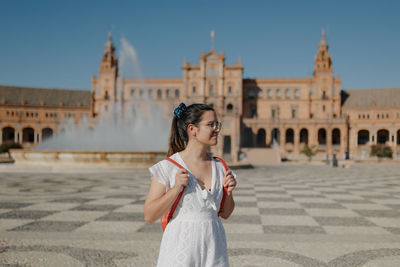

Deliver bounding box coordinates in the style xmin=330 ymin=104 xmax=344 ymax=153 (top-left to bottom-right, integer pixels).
xmin=174 ymin=169 xmax=189 ymax=192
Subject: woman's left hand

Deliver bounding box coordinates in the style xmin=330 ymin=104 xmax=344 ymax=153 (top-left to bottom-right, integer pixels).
xmin=223 ymin=170 xmax=237 ymax=195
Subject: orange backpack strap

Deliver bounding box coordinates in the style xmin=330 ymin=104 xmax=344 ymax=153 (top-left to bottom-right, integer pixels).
xmin=214 ymin=157 xmax=229 ymax=172
xmin=214 ymin=157 xmax=229 ymax=216
xmin=166 ymin=157 xmax=185 ymax=170
xmin=164 ymin=158 xmax=185 ymax=221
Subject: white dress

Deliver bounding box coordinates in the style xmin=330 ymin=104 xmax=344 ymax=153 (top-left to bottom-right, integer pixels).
xmin=149 ymin=152 xmax=235 ymax=267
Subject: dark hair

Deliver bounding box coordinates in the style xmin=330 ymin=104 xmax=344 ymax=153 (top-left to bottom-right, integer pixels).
xmin=168 ymin=103 xmax=214 ymax=156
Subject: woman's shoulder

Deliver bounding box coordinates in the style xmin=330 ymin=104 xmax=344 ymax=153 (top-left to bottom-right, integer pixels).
xmin=213 ymin=156 xmax=228 ymax=171
xmin=213 ymin=156 xmax=237 ymax=178
xmin=148 ymin=153 xmax=181 ymax=187
xmin=150 ymin=153 xmax=180 ymax=171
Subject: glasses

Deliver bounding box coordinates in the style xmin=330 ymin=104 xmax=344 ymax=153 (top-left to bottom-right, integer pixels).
xmin=199 ymin=121 xmax=222 ymax=130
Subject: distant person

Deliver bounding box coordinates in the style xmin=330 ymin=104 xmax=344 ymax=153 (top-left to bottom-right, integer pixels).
xmin=144 ymin=103 xmax=237 ymax=267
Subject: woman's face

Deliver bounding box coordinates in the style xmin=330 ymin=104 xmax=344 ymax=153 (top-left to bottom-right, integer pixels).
xmin=193 ymin=110 xmax=220 ymax=146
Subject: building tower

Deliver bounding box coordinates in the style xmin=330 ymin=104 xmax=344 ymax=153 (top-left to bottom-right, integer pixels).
xmin=311 ymin=29 xmax=341 ymax=120
xmin=91 ymin=32 xmax=119 ymax=116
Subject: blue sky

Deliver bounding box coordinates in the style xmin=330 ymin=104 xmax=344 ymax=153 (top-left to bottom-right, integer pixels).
xmin=0 ymin=0 xmax=399 ymax=90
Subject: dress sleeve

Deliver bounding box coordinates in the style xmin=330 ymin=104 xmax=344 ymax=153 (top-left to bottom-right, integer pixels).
xmin=148 ymin=160 xmax=171 ymax=190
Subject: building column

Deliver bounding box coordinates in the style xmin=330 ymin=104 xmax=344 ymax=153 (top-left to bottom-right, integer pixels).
xmin=372 ymin=129 xmax=377 ymax=144
xmin=309 ymin=126 xmax=317 ymax=147
xmin=340 ymin=127 xmax=346 ymax=156
xmin=252 ymin=126 xmax=257 ymax=147
xmin=15 ymin=130 xmax=22 ymax=143
xmin=218 ymin=63 xmax=224 ymax=96
xmin=200 ymin=60 xmax=205 ymax=96
xmin=265 ymin=128 xmax=271 ymax=147
xmin=280 ymin=127 xmax=286 ymax=156
xmin=294 ymin=128 xmax=300 ymax=154
xmin=369 ymin=130 xmax=373 ymax=145
xmin=327 ymin=128 xmax=332 ymax=155
xmin=37 ymin=131 xmax=42 ymax=144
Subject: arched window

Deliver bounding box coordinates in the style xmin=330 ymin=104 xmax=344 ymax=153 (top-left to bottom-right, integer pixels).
xmin=223 ymin=136 xmax=231 ymax=155
xmin=250 ymin=104 xmax=257 ymax=118
xmin=257 ymin=89 xmax=264 ymax=98
xmin=397 ymin=129 xmax=400 ymax=145
xmin=2 ymin=127 xmax=15 ymax=142
xmin=175 ymin=89 xmax=180 ymax=99
xmin=285 ymin=89 xmax=290 ymax=99
xmin=285 ymin=129 xmax=294 ymax=144
xmin=209 ymin=85 xmax=215 ymax=96
xmin=267 ymin=89 xmax=272 ymax=99
xmin=357 ymin=130 xmax=369 ymax=145
xmin=377 ymin=129 xmax=389 ymax=144
xmin=271 ymin=128 xmax=280 ymax=145
xmin=42 ymin=128 xmax=53 ymax=141
xmin=243 ymin=127 xmax=253 ymax=147
xmin=332 ymin=128 xmax=340 ymax=145
xmin=318 ymin=128 xmax=327 ymax=145
xmin=166 ymin=89 xmax=170 ymax=98
xmin=276 ymin=89 xmax=281 ymax=99
xmin=228 ymin=86 xmax=232 ymax=95
xmin=157 ymin=89 xmax=162 ymax=99
xmin=294 ymin=89 xmax=300 ymax=99
xmin=192 ymin=86 xmax=196 ymax=96
xmin=248 ymin=89 xmax=255 ymax=99
xmin=148 ymin=89 xmax=153 ymax=99
xmin=257 ymin=129 xmax=266 ymax=147
xmin=300 ymin=128 xmax=308 ymax=144
xmin=130 ymin=89 xmax=135 ymax=99
xmin=227 ymin=104 xmax=233 ymax=113
xmin=22 ymin=127 xmax=35 ymax=143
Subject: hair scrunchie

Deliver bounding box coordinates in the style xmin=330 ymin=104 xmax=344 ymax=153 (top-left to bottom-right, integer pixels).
xmin=173 ymin=102 xmax=187 ymax=119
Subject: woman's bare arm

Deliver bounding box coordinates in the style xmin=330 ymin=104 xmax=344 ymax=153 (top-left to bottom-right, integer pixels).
xmin=219 ymin=170 xmax=237 ymax=219
xmin=143 ymin=169 xmax=188 ymax=224
xmin=219 ymin=193 xmax=235 ymax=219
xmin=143 ymin=177 xmax=181 ymax=224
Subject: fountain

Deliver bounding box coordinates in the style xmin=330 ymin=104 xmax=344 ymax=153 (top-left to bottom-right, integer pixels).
xmin=10 ymin=37 xmax=170 ymax=167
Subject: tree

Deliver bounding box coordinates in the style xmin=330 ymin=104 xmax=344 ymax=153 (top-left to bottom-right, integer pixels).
xmin=370 ymin=145 xmax=392 ymax=159
xmin=300 ymin=144 xmax=317 ymax=161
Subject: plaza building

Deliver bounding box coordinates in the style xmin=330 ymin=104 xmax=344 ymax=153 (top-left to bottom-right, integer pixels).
xmin=0 ymin=32 xmax=399 ymax=162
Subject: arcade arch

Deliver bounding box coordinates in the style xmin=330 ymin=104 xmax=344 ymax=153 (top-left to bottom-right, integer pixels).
xmin=377 ymin=129 xmax=389 ymax=144
xmin=2 ymin=127 xmax=15 ymax=142
xmin=332 ymin=128 xmax=340 ymax=145
xmin=256 ymin=128 xmax=266 ymax=147
xmin=22 ymin=127 xmax=35 ymax=143
xmin=318 ymin=128 xmax=327 ymax=145
xmin=300 ymin=128 xmax=308 ymax=144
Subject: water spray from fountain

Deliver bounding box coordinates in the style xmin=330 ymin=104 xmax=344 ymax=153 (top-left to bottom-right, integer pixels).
xmin=36 ymin=37 xmax=170 ymax=151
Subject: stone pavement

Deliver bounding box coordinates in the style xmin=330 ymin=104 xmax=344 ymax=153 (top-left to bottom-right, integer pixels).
xmin=0 ymin=164 xmax=400 ymax=266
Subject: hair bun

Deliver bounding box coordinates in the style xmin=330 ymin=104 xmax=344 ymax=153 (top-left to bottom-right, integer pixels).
xmin=173 ymin=103 xmax=187 ymax=119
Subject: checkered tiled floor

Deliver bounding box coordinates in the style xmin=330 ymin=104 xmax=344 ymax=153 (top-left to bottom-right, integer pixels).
xmin=1 ymin=164 xmax=400 ymax=266
xmin=1 ymin=165 xmax=400 ymax=235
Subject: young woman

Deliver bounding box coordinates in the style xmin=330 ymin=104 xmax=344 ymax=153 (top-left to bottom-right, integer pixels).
xmin=144 ymin=103 xmax=237 ymax=267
